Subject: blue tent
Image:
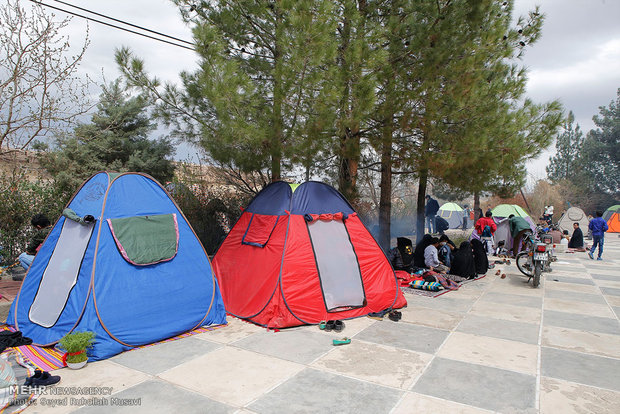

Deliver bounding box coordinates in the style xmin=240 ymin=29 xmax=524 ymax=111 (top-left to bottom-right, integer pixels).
xmin=8 ymin=172 xmax=226 ymax=361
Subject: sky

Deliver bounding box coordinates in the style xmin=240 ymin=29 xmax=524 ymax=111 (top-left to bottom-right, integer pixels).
xmin=26 ymin=0 xmax=620 ymax=181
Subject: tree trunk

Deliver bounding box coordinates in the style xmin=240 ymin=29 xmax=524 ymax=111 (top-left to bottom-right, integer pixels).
xmin=378 ymin=130 xmax=392 ymax=252
xmin=271 ymin=2 xmax=284 ymax=182
xmin=473 ymin=190 xmax=481 ymax=221
xmin=416 ymin=168 xmax=428 ymax=243
xmin=337 ymin=0 xmax=366 ymax=203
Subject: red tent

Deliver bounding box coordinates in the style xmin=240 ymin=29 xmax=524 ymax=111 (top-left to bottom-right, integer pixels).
xmin=212 ymin=181 xmax=406 ymax=328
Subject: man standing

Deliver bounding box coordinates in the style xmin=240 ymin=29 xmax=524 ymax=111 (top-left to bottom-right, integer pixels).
xmin=425 ymin=195 xmax=440 ymax=234
xmin=588 ymin=211 xmax=608 ymax=260
xmin=475 ymin=211 xmax=497 ymax=254
xmin=508 ymin=214 xmax=531 ymax=257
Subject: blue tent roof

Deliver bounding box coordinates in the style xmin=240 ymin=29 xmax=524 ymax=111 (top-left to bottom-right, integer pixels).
xmin=245 ymin=181 xmax=355 ymax=215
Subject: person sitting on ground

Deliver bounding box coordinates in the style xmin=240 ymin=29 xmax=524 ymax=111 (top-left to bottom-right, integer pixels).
xmin=494 ymin=240 xmax=508 ymax=257
xmin=470 ymin=238 xmax=492 ymax=274
xmin=449 ymin=241 xmax=477 ymax=279
xmin=388 ymin=237 xmax=415 ymax=272
xmin=424 ymin=237 xmax=449 ymax=274
xmin=413 ymin=234 xmax=433 ymax=268
xmin=568 ymin=222 xmax=585 ymax=250
xmin=18 ymin=214 xmax=52 ymax=271
xmin=508 ymin=214 xmax=531 ymax=257
xmin=437 ymin=234 xmax=456 ymax=268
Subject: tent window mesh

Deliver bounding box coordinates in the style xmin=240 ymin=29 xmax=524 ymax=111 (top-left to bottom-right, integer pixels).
xmin=307 ymin=220 xmax=365 ymax=311
xmin=29 ymin=219 xmax=94 ymax=328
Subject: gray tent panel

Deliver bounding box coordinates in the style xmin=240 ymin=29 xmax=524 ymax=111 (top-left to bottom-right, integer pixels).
xmin=307 ymin=220 xmax=365 ymax=311
xmin=29 ymin=219 xmax=95 ymax=328
xmin=558 ymin=207 xmax=590 ymax=236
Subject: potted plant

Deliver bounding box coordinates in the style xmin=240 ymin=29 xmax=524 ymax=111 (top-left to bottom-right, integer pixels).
xmin=59 ymin=331 xmax=96 ymax=369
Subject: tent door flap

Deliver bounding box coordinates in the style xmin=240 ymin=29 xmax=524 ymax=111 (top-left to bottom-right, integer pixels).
xmin=307 ymin=219 xmax=365 ymax=312
xmin=29 ymin=219 xmax=95 ymax=328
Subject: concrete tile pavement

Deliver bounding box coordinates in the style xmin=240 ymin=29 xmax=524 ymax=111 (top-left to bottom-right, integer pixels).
xmin=22 ymin=236 xmax=620 ymax=413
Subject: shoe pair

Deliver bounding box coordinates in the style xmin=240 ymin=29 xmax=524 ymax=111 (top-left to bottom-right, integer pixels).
xmin=388 ymin=311 xmax=402 ymax=322
xmin=24 ymin=369 xmax=61 ymax=387
xmin=319 ymin=320 xmax=344 ymax=332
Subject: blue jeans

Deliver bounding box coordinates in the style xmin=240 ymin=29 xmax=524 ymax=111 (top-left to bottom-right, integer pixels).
xmin=426 ymin=216 xmax=436 ymax=233
xmin=590 ymin=235 xmax=604 ymax=258
xmin=18 ymin=252 xmax=35 ymax=270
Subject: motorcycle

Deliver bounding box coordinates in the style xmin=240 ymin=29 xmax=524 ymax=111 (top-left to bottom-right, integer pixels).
xmin=515 ymin=229 xmax=553 ymax=288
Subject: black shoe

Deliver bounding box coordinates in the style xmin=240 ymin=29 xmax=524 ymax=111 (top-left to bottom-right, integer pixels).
xmin=333 ymin=320 xmax=345 ymax=332
xmin=24 ymin=369 xmax=44 ymax=386
xmin=324 ymin=320 xmax=336 ymax=332
xmin=388 ymin=311 xmax=402 ymax=322
xmin=30 ymin=371 xmax=61 ymax=387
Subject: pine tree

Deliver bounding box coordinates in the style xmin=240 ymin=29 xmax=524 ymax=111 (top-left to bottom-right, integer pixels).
xmin=547 ymin=111 xmax=584 ymax=182
xmin=580 ymin=89 xmax=620 ymax=197
xmin=37 ymin=80 xmax=175 ymax=199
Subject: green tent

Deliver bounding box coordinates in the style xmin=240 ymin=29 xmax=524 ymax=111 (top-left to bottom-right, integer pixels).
xmin=603 ymin=205 xmax=620 ymax=222
xmin=438 ymin=202 xmax=466 ymax=229
xmin=491 ymin=204 xmax=531 ymax=219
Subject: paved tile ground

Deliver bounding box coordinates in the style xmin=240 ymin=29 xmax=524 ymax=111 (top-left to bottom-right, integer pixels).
xmin=23 ymin=236 xmax=620 ymax=413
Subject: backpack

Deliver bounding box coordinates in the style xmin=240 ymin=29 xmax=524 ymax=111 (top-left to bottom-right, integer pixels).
xmin=481 ymin=225 xmax=492 ymax=237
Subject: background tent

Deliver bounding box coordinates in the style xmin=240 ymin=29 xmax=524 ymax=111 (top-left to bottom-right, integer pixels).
xmin=603 ymin=205 xmax=620 ymax=222
xmin=438 ymin=202 xmax=466 ymax=229
xmin=8 ymin=172 xmax=226 ymax=361
xmin=491 ymin=204 xmax=531 ymax=219
xmin=605 ymin=205 xmax=620 ymax=233
xmin=212 ymin=181 xmax=406 ymax=329
xmin=558 ymin=207 xmax=590 ymax=236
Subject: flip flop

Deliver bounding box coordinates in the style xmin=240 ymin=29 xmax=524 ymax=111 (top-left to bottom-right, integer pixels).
xmin=332 ymin=337 xmax=351 ymax=346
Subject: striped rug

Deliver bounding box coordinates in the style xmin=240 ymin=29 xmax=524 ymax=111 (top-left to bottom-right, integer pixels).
xmin=401 ymin=274 xmax=486 ymax=298
xmin=1 ymin=324 xmax=227 ymax=371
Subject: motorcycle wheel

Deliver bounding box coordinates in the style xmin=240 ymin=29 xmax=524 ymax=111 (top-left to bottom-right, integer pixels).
xmin=533 ymin=262 xmax=542 ymax=288
xmin=516 ymin=252 xmax=533 ymax=277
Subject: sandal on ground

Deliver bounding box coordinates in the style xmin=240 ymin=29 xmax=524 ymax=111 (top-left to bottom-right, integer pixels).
xmin=332 ymin=337 xmax=351 ymax=346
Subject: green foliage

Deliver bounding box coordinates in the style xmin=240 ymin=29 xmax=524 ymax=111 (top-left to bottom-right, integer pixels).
xmin=580 ymin=89 xmax=620 ymax=198
xmin=59 ymin=331 xmax=95 ymax=363
xmin=0 ymin=171 xmax=64 ymax=265
xmin=546 ymin=89 xmax=619 ymax=210
xmin=547 ymin=111 xmax=584 ymax=182
xmin=37 ymin=79 xmax=175 ymax=199
xmin=169 ymin=166 xmax=250 ymax=255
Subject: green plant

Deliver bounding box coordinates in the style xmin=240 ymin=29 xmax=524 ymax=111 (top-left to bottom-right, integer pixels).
xmin=59 ymin=331 xmax=96 ymax=363
xmin=0 ymin=170 xmax=65 ymax=265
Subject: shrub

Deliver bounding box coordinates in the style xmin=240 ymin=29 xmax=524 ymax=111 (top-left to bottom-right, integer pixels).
xmin=0 ymin=171 xmax=65 ymax=265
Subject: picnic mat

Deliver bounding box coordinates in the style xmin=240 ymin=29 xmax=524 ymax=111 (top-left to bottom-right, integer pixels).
xmin=0 ymin=350 xmax=41 ymax=414
xmin=401 ymin=274 xmax=486 ymax=298
xmin=0 ymin=323 xmax=227 ymax=372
